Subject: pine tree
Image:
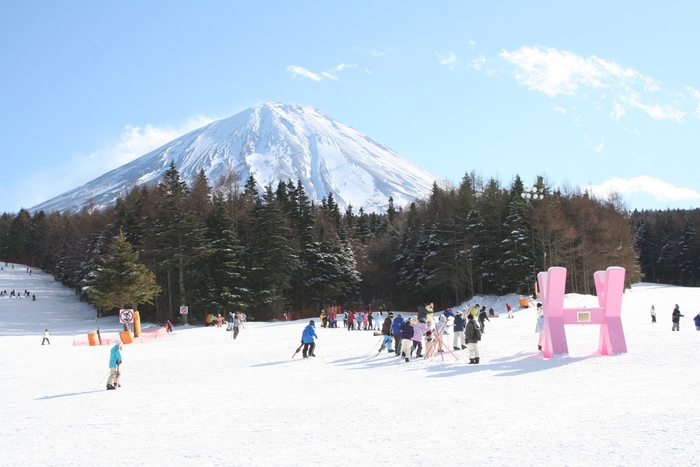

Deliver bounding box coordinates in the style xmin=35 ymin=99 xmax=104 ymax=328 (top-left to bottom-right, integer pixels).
xmin=87 ymin=233 xmax=161 ymax=329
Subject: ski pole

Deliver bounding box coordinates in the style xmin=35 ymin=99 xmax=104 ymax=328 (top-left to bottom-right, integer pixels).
xmin=94 ymin=370 xmax=110 ymax=389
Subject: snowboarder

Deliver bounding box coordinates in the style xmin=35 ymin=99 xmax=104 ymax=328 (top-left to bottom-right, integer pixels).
xmin=165 ymin=320 xmax=173 ymax=333
xmin=41 ymin=329 xmax=50 ymax=345
xmin=465 ymin=314 xmax=482 ymax=364
xmin=650 ymin=305 xmax=656 ymax=323
xmin=301 ymin=320 xmax=318 ymax=358
xmin=694 ymin=312 xmax=700 ymax=331
xmin=107 ymin=341 xmax=123 ymax=390
xmin=672 ymin=305 xmax=684 ymax=331
xmin=506 ymin=303 xmax=513 ymax=318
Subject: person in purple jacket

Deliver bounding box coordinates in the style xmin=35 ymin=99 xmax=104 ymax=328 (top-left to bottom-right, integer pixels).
xmin=399 ymin=319 xmax=414 ymax=362
xmin=412 ymin=318 xmax=428 ymax=358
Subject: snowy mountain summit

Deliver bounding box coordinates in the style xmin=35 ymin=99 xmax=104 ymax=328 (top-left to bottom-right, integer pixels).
xmin=31 ymin=101 xmax=441 ymax=214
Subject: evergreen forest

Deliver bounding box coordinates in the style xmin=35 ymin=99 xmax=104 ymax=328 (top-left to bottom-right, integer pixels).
xmin=3 ymin=161 xmax=681 ymax=323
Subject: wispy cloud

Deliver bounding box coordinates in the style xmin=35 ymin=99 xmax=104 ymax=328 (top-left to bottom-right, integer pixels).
xmin=689 ymin=86 xmax=700 ymax=117
xmin=553 ymin=105 xmax=567 ymax=114
xmin=287 ymin=62 xmax=357 ymax=82
xmin=287 ymin=65 xmax=322 ymax=81
xmin=436 ymin=51 xmax=459 ymax=70
xmin=584 ymin=176 xmax=700 ymax=202
xmin=593 ymin=140 xmax=605 ymax=153
xmin=94 ymin=117 xmax=215 ymax=169
xmin=496 ymin=45 xmax=686 ymax=122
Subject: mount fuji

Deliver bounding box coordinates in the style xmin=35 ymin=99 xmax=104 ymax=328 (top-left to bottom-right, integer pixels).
xmin=30 ymin=101 xmax=441 ymax=214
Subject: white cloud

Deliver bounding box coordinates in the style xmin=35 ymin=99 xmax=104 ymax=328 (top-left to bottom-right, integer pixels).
xmin=365 ymin=66 xmax=372 ymax=75
xmin=287 ymin=65 xmax=322 ymax=81
xmin=288 ymin=62 xmax=358 ymax=82
xmin=333 ymin=63 xmax=356 ymax=72
xmin=689 ymin=86 xmax=700 ymax=117
xmin=611 ymin=102 xmax=626 ymax=121
xmin=593 ymin=140 xmax=604 ymax=153
xmin=584 ymin=176 xmax=700 ymax=202
xmin=97 ymin=116 xmax=215 ymax=169
xmin=553 ymin=105 xmax=567 ymax=114
xmin=321 ymin=72 xmax=339 ymax=81
xmin=499 ymin=46 xmax=656 ymax=98
xmin=469 ymin=40 xmax=476 ymax=46
xmin=496 ymin=46 xmax=689 ymax=123
xmin=436 ymin=51 xmax=459 ymax=70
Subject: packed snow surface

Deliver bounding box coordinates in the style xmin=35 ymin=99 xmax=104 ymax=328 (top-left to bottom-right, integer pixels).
xmin=1 ymin=264 xmax=699 ymax=466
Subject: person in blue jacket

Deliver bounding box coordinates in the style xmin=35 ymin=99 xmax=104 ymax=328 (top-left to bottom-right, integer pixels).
xmin=391 ymin=313 xmax=405 ymax=356
xmin=693 ymin=312 xmax=700 ymax=331
xmin=301 ymin=320 xmax=318 ymax=358
xmin=107 ymin=340 xmax=123 ymax=390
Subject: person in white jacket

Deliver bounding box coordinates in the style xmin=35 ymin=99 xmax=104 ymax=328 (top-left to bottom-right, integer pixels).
xmin=41 ymin=329 xmax=50 ymax=345
xmin=650 ymin=305 xmax=656 ymax=323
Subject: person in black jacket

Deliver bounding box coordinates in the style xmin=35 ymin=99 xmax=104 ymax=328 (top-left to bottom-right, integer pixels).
xmin=477 ymin=306 xmax=490 ymax=333
xmin=465 ymin=314 xmax=481 ymax=364
xmin=453 ymin=312 xmax=466 ymax=350
xmin=672 ymin=305 xmax=684 ymax=331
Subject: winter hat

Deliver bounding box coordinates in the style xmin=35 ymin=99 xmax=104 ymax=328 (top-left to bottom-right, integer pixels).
xmin=467 ymin=314 xmax=474 ymax=320
xmin=388 ymin=312 xmax=394 ymax=317
xmin=419 ymin=318 xmax=426 ymax=323
xmin=309 ymin=320 xmax=315 ymax=325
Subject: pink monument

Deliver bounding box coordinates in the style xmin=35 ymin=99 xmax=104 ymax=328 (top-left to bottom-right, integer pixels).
xmin=537 ymin=266 xmax=627 ymax=358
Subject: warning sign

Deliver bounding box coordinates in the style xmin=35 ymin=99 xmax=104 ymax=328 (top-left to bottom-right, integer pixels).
xmin=119 ymin=309 xmax=134 ymax=324
xmin=180 ymin=306 xmax=189 ymax=315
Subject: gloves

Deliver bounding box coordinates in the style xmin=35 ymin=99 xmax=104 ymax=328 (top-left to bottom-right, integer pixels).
xmin=116 ymin=360 xmax=122 ymax=365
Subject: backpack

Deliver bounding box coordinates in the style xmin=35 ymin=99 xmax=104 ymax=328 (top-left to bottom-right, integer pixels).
xmin=474 ymin=324 xmax=482 ymax=341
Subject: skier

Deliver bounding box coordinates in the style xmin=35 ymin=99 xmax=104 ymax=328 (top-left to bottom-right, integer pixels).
xmin=391 ymin=313 xmax=405 ymax=356
xmin=399 ymin=318 xmax=415 ymax=362
xmin=672 ymin=305 xmax=684 ymax=331
xmin=465 ymin=314 xmax=482 ymax=364
xmin=650 ymin=305 xmax=656 ymax=323
xmin=694 ymin=312 xmax=700 ymax=331
xmin=453 ymin=311 xmax=466 ymax=350
xmin=41 ymin=329 xmax=50 ymax=345
xmin=231 ymin=313 xmax=242 ymax=339
xmin=378 ymin=313 xmax=394 ymax=354
xmin=301 ymin=320 xmax=318 ymax=358
xmin=478 ymin=306 xmax=490 ymax=333
xmin=165 ymin=320 xmax=173 ymax=333
xmin=107 ymin=340 xmax=123 ymax=390
xmin=412 ymin=318 xmax=428 ymax=358
xmin=506 ymin=303 xmax=514 ymax=318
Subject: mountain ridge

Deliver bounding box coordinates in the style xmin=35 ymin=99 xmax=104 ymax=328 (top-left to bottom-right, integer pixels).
xmin=30 ymin=101 xmax=442 ymax=214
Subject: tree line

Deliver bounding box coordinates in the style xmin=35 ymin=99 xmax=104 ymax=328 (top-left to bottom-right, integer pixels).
xmin=632 ymin=208 xmax=700 ymax=286
xmin=0 ymin=163 xmax=643 ymax=322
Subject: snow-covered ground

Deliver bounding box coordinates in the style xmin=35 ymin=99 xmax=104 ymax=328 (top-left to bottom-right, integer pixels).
xmin=1 ymin=264 xmax=699 ymax=466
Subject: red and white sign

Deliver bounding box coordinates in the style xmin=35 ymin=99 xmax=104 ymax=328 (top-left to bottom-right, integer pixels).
xmin=119 ymin=309 xmax=134 ymax=324
xmin=180 ymin=306 xmax=189 ymax=315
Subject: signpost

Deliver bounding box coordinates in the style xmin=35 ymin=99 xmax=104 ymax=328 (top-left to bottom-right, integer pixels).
xmin=119 ymin=309 xmax=134 ymax=325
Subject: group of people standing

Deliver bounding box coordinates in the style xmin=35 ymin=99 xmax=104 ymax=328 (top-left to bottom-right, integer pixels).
xmin=380 ymin=309 xmax=483 ymax=364
xmin=343 ymin=310 xmax=383 ymax=331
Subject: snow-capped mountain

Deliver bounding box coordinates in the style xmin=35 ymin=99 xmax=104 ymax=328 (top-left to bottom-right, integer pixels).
xmin=30 ymin=101 xmax=441 ymax=214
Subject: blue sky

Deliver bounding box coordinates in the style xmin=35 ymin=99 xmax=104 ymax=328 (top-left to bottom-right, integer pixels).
xmin=1 ymin=0 xmax=699 ymax=214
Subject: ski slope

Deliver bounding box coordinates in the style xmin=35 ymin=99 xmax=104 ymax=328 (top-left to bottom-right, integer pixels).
xmin=1 ymin=264 xmax=699 ymax=466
